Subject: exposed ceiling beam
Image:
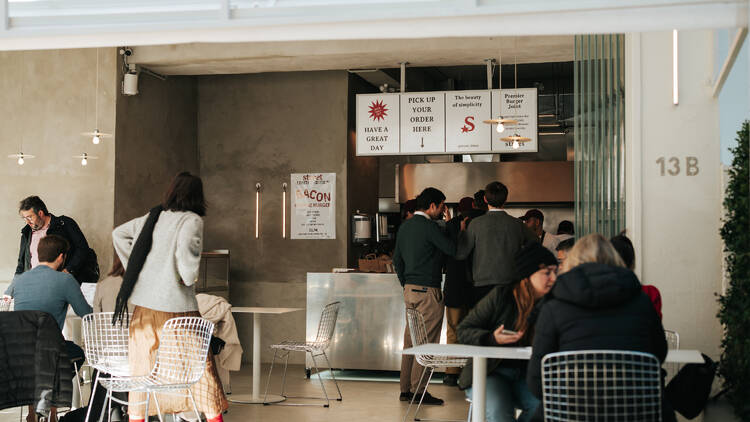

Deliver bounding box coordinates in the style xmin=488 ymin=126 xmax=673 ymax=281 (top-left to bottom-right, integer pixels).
xmin=712 ymin=27 xmax=748 ymax=98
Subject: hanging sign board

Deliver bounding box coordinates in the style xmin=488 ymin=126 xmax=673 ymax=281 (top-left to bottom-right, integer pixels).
xmin=445 ymin=90 xmax=492 ymax=153
xmin=356 ymin=93 xmax=400 ymax=155
xmin=355 ymin=88 xmax=537 ymax=155
xmin=491 ymin=88 xmax=538 ymax=153
xmin=291 ymin=173 xmax=336 ymax=240
xmin=400 ymin=92 xmax=445 ymax=154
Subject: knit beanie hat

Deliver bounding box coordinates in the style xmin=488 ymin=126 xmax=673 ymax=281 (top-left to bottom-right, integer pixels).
xmin=515 ymin=242 xmax=558 ymax=280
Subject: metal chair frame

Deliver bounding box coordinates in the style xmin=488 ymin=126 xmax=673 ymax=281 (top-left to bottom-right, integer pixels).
xmin=262 ymin=301 xmax=342 ymax=407
xmin=541 ymin=350 xmax=662 ymax=422
xmin=96 ymin=317 xmax=214 ymax=422
xmin=403 ymin=308 xmax=468 ymax=422
xmin=663 ymin=330 xmax=680 ymax=383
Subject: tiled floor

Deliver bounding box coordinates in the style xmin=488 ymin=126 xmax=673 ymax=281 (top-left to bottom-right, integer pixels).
xmin=0 ymin=364 xmax=739 ymax=422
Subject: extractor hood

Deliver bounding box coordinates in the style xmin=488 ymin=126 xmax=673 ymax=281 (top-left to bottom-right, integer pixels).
xmin=397 ymin=161 xmax=573 ymax=204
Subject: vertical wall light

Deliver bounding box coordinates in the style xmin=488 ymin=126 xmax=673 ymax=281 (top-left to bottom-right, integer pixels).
xmin=255 ymin=182 xmax=261 ymax=239
xmin=282 ymin=182 xmax=287 ymax=238
xmin=673 ymin=29 xmax=679 ymax=105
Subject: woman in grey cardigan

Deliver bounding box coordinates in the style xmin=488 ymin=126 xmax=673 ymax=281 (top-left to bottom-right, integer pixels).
xmin=112 ymin=172 xmax=227 ymax=422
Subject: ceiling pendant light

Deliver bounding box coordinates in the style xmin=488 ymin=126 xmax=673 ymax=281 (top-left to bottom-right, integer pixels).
xmin=484 ymin=51 xmax=518 ymax=132
xmin=8 ymin=152 xmax=35 ymax=166
xmin=73 ymin=153 xmax=98 ymax=166
xmin=82 ymin=49 xmax=112 ymax=144
xmin=501 ymin=134 xmax=531 ymax=150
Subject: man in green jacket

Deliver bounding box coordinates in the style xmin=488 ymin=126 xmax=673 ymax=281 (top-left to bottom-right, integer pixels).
xmin=393 ymin=187 xmax=456 ymax=405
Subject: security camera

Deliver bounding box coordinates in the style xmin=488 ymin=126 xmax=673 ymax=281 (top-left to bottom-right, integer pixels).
xmin=119 ymin=48 xmax=133 ymax=57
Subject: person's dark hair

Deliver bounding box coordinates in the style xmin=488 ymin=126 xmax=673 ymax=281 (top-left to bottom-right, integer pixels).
xmin=163 ymin=172 xmax=206 ymax=216
xmin=610 ymin=234 xmax=635 ymax=270
xmin=108 ymin=253 xmax=125 ymax=278
xmin=37 ymin=235 xmax=69 ymax=263
xmin=415 ymin=187 xmax=446 ymax=211
xmin=404 ymin=199 xmax=417 ymax=215
xmin=19 ymin=196 xmax=49 ymax=215
xmin=484 ymin=181 xmax=508 ymax=208
xmin=556 ymin=238 xmax=575 ymax=252
xmin=473 ymin=190 xmax=488 ymax=210
xmin=557 ymin=220 xmax=574 ymax=235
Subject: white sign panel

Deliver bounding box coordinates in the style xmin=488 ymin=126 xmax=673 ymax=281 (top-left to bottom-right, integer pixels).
xmin=400 ymin=92 xmax=445 ymax=154
xmin=291 ymin=173 xmax=336 ymax=240
xmin=356 ymin=94 xmax=400 ymax=155
xmin=445 ymin=90 xmax=492 ymax=152
xmin=491 ymin=88 xmax=538 ymax=153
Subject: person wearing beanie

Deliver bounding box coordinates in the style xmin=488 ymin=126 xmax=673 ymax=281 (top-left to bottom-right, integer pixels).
xmin=456 ymin=242 xmax=558 ymax=422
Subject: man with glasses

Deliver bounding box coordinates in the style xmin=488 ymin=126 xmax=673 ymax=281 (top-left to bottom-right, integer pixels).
xmin=16 ymin=196 xmax=98 ymax=284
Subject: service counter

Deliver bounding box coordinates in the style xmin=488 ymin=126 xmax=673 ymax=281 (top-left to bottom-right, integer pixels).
xmin=306 ymin=272 xmax=446 ymax=372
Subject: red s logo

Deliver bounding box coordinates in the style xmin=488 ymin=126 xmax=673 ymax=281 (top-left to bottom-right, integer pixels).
xmin=461 ymin=116 xmax=475 ymax=133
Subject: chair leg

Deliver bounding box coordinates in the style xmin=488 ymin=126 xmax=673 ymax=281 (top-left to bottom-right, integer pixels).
xmin=413 ymin=368 xmax=436 ymax=422
xmin=84 ymin=371 xmax=101 ymax=422
xmin=321 ymin=351 xmax=342 ymax=401
xmin=152 ymin=394 xmax=164 ymax=422
xmin=97 ymin=389 xmax=112 ymax=422
xmin=280 ymin=351 xmax=290 ymax=398
xmin=187 ymin=389 xmax=201 ymax=422
xmin=105 ymin=388 xmax=112 ymax=422
xmin=309 ymin=352 xmax=330 ymax=408
xmin=466 ymin=402 xmax=472 ymax=422
xmin=403 ymin=366 xmax=429 ymax=422
xmin=144 ymin=392 xmax=150 ymax=422
xmin=262 ymin=349 xmax=279 ymax=404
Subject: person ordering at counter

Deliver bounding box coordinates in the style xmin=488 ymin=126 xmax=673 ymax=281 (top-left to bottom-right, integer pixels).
xmin=393 ymin=187 xmax=456 ymax=405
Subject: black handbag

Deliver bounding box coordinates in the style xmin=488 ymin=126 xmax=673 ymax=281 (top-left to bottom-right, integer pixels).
xmin=665 ymin=353 xmax=717 ymax=419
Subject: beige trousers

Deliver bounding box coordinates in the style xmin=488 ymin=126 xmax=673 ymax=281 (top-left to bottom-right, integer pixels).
xmin=400 ymin=284 xmax=445 ymax=394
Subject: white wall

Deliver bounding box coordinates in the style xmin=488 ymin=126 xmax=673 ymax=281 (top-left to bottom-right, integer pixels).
xmin=0 ymin=49 xmax=117 ymax=280
xmin=626 ymin=31 xmax=723 ymax=361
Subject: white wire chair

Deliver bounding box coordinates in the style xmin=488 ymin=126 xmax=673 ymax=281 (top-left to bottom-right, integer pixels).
xmin=263 ymin=301 xmax=342 ymax=407
xmin=663 ymin=330 xmax=680 ymax=383
xmin=97 ymin=317 xmax=214 ymax=422
xmin=81 ymin=312 xmax=131 ymax=422
xmin=403 ymin=308 xmax=468 ymax=422
xmin=542 ymin=350 xmax=663 ymax=422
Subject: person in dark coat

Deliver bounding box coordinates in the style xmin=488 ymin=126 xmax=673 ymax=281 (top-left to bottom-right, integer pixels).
xmin=457 ymin=243 xmax=559 ymax=422
xmin=527 ymin=233 xmax=672 ymax=422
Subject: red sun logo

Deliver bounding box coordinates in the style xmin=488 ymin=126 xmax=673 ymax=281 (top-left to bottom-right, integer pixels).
xmin=368 ymin=100 xmax=389 ymax=121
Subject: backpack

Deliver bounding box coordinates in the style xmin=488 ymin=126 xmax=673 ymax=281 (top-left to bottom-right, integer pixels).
xmin=665 ymin=353 xmax=717 ymax=419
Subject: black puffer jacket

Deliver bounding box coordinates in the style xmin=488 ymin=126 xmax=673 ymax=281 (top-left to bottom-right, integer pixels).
xmin=456 ymin=284 xmax=542 ymax=389
xmin=527 ymin=263 xmax=668 ymax=409
xmin=0 ymin=311 xmax=73 ymax=411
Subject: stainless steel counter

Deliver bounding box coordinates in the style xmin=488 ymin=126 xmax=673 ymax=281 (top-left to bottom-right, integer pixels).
xmin=306 ymin=272 xmax=446 ymax=371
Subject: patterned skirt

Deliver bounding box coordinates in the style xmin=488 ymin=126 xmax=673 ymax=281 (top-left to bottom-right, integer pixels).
xmin=128 ymin=306 xmax=228 ymax=417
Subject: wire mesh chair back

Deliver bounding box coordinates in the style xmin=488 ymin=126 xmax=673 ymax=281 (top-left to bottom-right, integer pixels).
xmin=149 ymin=317 xmax=214 ymax=386
xmin=82 ymin=312 xmax=132 ymax=377
xmin=542 ymin=350 xmax=662 ymax=422
xmin=312 ymin=301 xmax=341 ymax=348
xmin=663 ymin=330 xmax=680 ymax=382
xmin=405 ymin=308 xmax=433 ymax=366
xmin=0 ymin=298 xmax=12 ymax=312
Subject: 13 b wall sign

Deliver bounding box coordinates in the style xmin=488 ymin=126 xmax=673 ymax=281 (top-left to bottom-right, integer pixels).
xmin=656 ymin=156 xmax=700 ymax=176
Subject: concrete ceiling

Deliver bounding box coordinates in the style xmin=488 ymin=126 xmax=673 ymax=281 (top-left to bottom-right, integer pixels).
xmin=130 ymin=36 xmax=574 ymax=76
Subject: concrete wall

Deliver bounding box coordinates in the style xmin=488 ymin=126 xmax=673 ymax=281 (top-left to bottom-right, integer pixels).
xmin=627 ymin=30 xmax=723 ymax=362
xmin=0 ymin=49 xmax=116 ymax=279
xmin=197 ymin=71 xmax=349 ymax=363
xmin=114 ymin=69 xmax=199 ymax=226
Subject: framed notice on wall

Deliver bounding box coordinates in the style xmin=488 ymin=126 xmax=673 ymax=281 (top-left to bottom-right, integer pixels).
xmin=291 ymin=173 xmax=336 ymax=240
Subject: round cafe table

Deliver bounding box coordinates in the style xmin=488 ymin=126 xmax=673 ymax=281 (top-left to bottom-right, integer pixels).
xmin=229 ymin=307 xmax=304 ymax=404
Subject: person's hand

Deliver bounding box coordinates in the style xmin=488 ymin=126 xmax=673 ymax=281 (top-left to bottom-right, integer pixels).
xmin=460 ymin=217 xmax=469 ymax=231
xmin=444 ymin=208 xmax=452 ymax=221
xmin=492 ymin=324 xmax=524 ymax=345
xmin=62 ymin=269 xmax=69 ymax=274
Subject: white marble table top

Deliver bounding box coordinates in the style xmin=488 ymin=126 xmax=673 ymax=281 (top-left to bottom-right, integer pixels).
xmin=231 ymin=306 xmax=303 ymax=314
xmin=402 ymin=343 xmax=705 ymax=364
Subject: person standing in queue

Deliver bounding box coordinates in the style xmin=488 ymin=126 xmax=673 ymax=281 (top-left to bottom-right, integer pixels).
xmin=520 ymin=209 xmax=559 ymax=255
xmin=393 ymin=187 xmax=456 ymax=405
xmin=456 ymin=182 xmax=538 ymax=307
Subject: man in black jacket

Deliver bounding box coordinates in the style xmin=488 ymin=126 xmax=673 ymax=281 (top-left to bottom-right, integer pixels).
xmin=16 ymin=196 xmax=97 ymax=284
xmin=393 ymin=187 xmax=456 ymax=405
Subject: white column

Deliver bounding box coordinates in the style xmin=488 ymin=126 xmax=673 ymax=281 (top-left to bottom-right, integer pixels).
xmin=471 ymin=356 xmax=487 ymax=422
xmin=625 ymin=32 xmax=644 ymax=280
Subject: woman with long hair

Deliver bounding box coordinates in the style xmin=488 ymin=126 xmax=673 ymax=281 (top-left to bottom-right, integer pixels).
xmin=112 ymin=172 xmax=227 ymax=422
xmin=526 ymin=233 xmax=671 ymax=421
xmin=456 ymin=242 xmax=559 ymax=422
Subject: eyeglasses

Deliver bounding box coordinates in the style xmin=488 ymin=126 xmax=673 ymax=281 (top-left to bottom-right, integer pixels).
xmin=20 ymin=215 xmax=36 ymax=222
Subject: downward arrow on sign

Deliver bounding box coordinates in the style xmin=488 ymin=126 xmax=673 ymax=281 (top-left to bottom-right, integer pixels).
xmin=421 ymin=137 xmax=424 ymax=148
